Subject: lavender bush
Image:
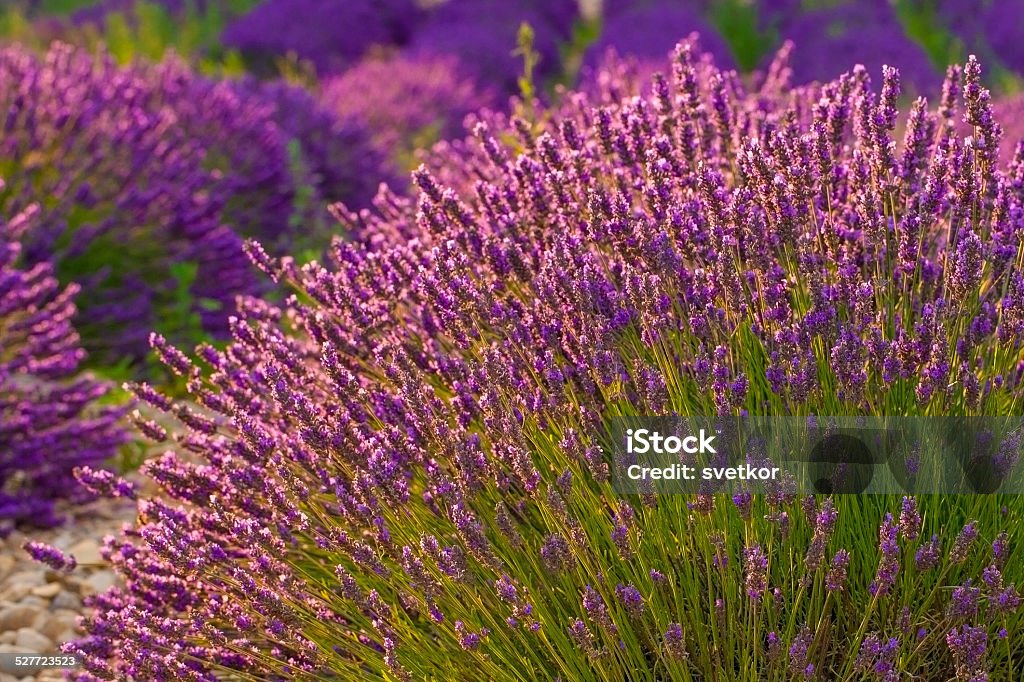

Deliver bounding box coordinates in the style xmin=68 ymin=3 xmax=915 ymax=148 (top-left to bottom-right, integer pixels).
xmin=586 ymin=0 xmax=734 ymax=79
xmin=221 ymin=0 xmax=422 ymax=76
xmin=0 ymin=43 xmax=383 ymax=366
xmin=7 ymin=0 xmax=257 ymax=70
xmin=0 ymin=203 xmax=125 ymax=533
xmin=243 ymin=76 xmax=394 ymax=234
xmin=931 ymin=0 xmax=1024 ymax=78
xmin=0 ymin=43 xmax=251 ymax=364
xmin=407 ymin=0 xmax=578 ymax=94
xmin=63 ymin=42 xmax=1024 ymax=680
xmin=760 ymin=0 xmax=939 ymax=92
xmin=321 ymin=53 xmax=496 ymax=168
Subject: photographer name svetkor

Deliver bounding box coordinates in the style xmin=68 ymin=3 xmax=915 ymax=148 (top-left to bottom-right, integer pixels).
xmin=623 ymin=428 xmax=780 ymax=482
xmin=611 ymin=416 xmax=1024 ymax=494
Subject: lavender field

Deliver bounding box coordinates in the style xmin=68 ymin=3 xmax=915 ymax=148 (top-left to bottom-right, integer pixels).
xmin=2 ymin=1 xmax=1024 ymax=680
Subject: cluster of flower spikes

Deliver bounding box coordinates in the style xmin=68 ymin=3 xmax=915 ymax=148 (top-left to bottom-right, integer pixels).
xmin=0 ymin=202 xmax=126 ymax=533
xmin=228 ymin=75 xmax=393 ymax=250
xmin=136 ymin=56 xmax=386 ymax=254
xmin=0 ymin=42 xmax=248 ymax=364
xmin=64 ymin=39 xmax=1024 ymax=681
xmin=0 ymin=42 xmax=382 ymax=365
xmin=320 ymin=52 xmax=497 ymax=166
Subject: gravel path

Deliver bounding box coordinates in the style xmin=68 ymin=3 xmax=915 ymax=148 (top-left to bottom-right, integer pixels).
xmin=0 ymin=498 xmax=137 ymax=682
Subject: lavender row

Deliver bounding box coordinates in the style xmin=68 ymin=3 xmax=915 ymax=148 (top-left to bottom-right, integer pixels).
xmin=0 ymin=42 xmax=386 ymax=366
xmin=0 ymin=204 xmax=126 ymax=532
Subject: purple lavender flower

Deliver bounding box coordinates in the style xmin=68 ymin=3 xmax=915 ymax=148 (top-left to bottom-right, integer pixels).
xmin=870 ymin=513 xmax=900 ymax=597
xmin=732 ymin=490 xmax=753 ymax=521
xmin=916 ymin=534 xmax=942 ymax=571
xmin=454 ymin=620 xmax=489 ymax=650
xmin=767 ymin=631 xmax=782 ymax=660
xmin=23 ymin=541 xmax=77 ymax=572
xmin=805 ymin=498 xmax=838 ymax=572
xmin=950 ymin=521 xmax=979 ymax=565
xmin=825 ymin=549 xmax=851 ymax=592
xmin=991 ymin=585 xmax=1021 ymax=615
xmin=540 ymin=533 xmax=573 ymax=572
xmin=663 ymin=622 xmax=687 ymax=659
xmin=992 ymin=531 xmax=1009 ymax=565
xmin=854 ymin=633 xmax=900 ymax=676
xmin=615 ymin=583 xmax=644 ymax=618
xmin=948 ymin=581 xmax=981 ymax=620
xmin=898 ymin=496 xmax=921 ymax=541
xmin=854 ymin=633 xmax=883 ymax=672
xmin=947 ymin=625 xmax=988 ymax=681
xmin=743 ymin=543 xmax=769 ymax=600
xmin=582 ymin=584 xmax=616 ymax=632
xmin=788 ymin=626 xmax=814 ymax=678
xmin=73 ymin=467 xmax=137 ymax=500
xmin=567 ymin=618 xmax=600 ymax=658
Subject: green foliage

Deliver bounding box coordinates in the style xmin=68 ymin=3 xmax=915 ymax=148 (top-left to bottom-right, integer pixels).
xmin=0 ymin=0 xmax=258 ymax=75
xmin=36 ymin=0 xmax=102 ymax=15
xmin=707 ymin=0 xmax=771 ymax=72
xmin=515 ymin=21 xmax=539 ymax=105
xmin=560 ymin=11 xmax=601 ymax=87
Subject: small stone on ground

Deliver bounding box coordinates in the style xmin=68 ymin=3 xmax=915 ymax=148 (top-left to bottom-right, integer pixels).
xmin=0 ymin=497 xmax=137 ymax=681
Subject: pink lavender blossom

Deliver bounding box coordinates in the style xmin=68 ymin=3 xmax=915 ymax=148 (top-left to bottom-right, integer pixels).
xmin=947 ymin=625 xmax=988 ymax=681
xmin=23 ymin=541 xmax=76 ymax=572
xmin=950 ymin=521 xmax=979 ymax=565
xmin=743 ymin=543 xmax=769 ymax=600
